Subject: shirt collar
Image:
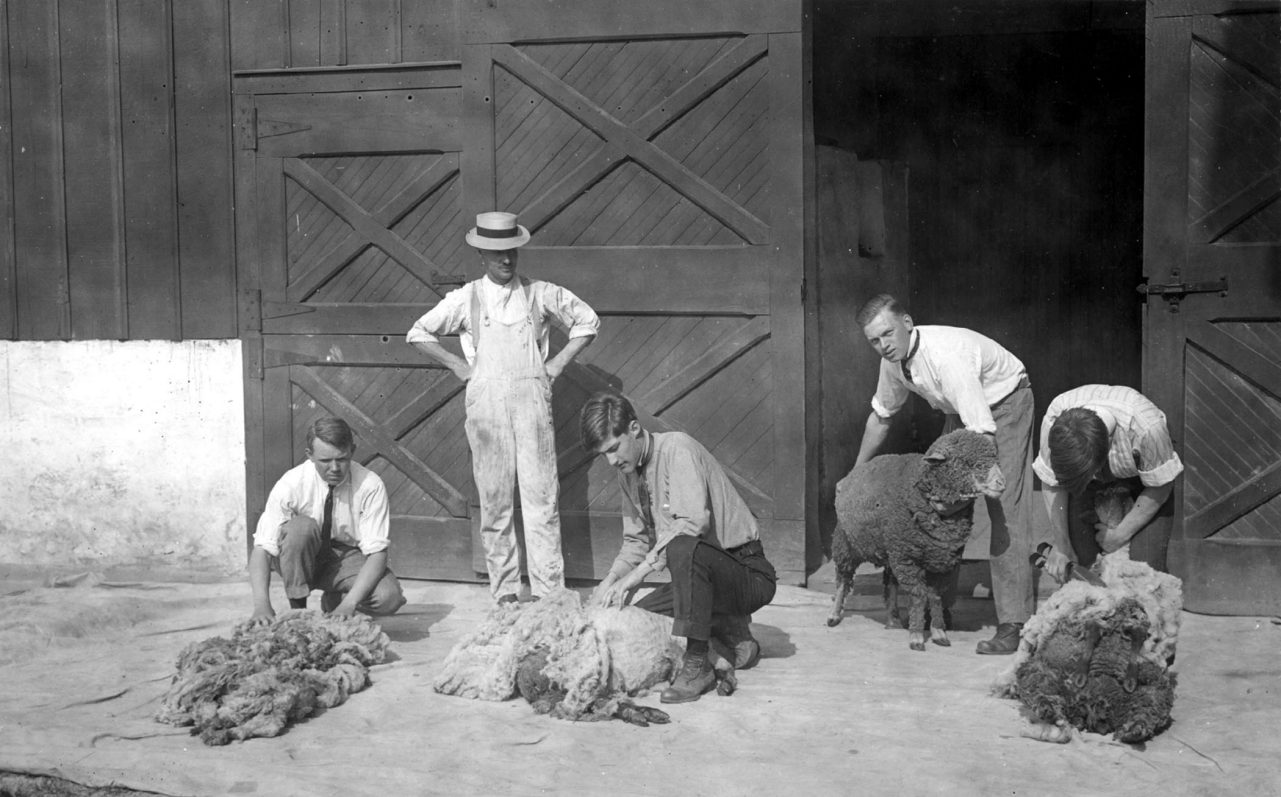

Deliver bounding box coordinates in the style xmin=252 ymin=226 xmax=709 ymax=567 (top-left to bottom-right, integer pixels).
xmin=904 ymin=328 xmax=921 ymax=363
xmin=636 ymin=430 xmax=654 ymax=473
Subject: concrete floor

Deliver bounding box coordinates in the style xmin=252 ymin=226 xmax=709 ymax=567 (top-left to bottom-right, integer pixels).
xmin=1 ymin=568 xmax=1277 ymax=796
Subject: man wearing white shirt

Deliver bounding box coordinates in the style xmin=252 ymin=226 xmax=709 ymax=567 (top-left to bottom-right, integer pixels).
xmin=407 ymin=212 xmax=600 ymax=603
xmin=249 ymin=416 xmax=406 ymax=620
xmin=1033 ymin=384 xmax=1183 ymax=580
xmin=853 ymin=294 xmax=1035 ymax=654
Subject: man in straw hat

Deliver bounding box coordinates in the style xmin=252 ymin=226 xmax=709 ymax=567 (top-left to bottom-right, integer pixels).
xmin=408 ymin=212 xmax=599 ymax=603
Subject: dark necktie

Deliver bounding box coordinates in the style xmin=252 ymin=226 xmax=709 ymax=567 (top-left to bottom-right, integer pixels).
xmin=321 ymin=485 xmax=335 ymax=546
xmin=636 ymin=475 xmax=655 ymax=531
xmin=901 ymin=333 xmax=921 ymax=384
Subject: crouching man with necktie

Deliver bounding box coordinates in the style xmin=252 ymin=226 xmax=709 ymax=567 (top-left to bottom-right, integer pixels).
xmin=248 ymin=416 xmax=406 ymax=621
xmin=580 ymin=391 xmax=777 ymax=704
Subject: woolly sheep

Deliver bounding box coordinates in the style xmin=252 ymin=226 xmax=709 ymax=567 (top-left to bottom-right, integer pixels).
xmin=434 ymin=588 xmax=737 ymax=725
xmin=992 ymin=488 xmax=1183 ymax=743
xmin=827 ymin=429 xmax=1005 ymax=650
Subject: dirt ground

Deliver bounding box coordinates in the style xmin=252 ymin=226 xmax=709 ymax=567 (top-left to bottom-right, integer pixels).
xmin=1 ymin=566 xmax=1277 ymax=797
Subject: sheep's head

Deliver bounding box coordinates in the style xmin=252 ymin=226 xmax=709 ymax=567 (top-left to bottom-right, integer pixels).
xmin=914 ymin=430 xmax=1004 ymax=514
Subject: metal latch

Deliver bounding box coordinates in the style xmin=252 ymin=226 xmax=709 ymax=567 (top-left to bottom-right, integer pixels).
xmin=1136 ymin=273 xmax=1227 ymax=313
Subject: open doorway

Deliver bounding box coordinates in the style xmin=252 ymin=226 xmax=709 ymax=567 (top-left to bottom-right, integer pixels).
xmin=810 ymin=0 xmax=1146 ymax=556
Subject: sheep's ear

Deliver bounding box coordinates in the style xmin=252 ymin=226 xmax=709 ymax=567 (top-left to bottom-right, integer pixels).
xmin=924 ymin=451 xmax=947 ymax=463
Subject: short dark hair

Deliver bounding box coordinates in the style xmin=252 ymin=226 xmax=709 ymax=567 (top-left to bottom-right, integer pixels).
xmin=580 ymin=392 xmax=637 ymax=451
xmin=307 ymin=416 xmax=355 ymax=453
xmin=1048 ymin=407 xmax=1109 ymax=495
xmin=855 ymin=294 xmax=906 ymax=328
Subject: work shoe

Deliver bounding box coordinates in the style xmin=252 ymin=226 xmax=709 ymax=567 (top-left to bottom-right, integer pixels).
xmin=976 ymin=622 xmax=1023 ymax=655
xmin=713 ymin=614 xmax=762 ymax=670
xmin=660 ymin=653 xmax=716 ymax=704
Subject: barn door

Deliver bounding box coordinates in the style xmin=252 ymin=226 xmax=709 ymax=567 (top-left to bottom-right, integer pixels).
xmin=1145 ymin=1 xmax=1281 ymax=614
xmin=459 ymin=0 xmax=809 ymax=579
xmin=235 ymin=64 xmax=482 ymax=580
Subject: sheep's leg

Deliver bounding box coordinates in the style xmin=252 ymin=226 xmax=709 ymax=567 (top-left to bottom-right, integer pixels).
xmin=828 ymin=571 xmax=852 ymax=627
xmin=883 ymin=570 xmax=901 ymax=630
xmin=891 ymin=559 xmax=929 ymax=651
xmin=927 ymin=585 xmax=950 ymax=647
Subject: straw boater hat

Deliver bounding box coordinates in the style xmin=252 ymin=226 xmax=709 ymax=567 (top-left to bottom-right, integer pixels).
xmin=465 ymin=211 xmax=531 ymax=251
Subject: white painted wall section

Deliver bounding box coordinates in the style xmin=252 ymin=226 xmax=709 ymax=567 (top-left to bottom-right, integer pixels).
xmin=0 ymin=340 xmax=246 ymax=576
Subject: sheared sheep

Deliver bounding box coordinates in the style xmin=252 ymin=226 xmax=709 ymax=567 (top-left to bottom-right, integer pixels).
xmin=156 ymin=610 xmax=390 ymax=745
xmin=434 ymin=588 xmax=736 ymax=725
xmin=993 ymin=489 xmax=1182 ymax=744
xmin=827 ymin=429 xmax=1005 ymax=650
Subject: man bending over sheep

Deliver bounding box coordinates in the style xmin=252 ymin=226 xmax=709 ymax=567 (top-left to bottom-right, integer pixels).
xmin=853 ymin=294 xmax=1035 ymax=655
xmin=1033 ymin=385 xmax=1183 ymax=580
xmin=580 ymin=392 xmax=778 ymax=704
xmin=249 ymin=417 xmax=406 ymax=621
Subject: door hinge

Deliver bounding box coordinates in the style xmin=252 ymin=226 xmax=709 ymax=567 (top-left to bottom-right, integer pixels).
xmin=1136 ymin=273 xmax=1227 ymax=313
xmin=236 ymin=105 xmax=258 ymax=151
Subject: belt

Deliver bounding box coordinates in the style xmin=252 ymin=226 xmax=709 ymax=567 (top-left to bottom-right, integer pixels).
xmin=726 ymin=539 xmax=764 ymax=557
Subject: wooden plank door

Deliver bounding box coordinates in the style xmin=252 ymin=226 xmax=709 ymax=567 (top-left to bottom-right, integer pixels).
xmin=459 ymin=0 xmax=810 ymax=580
xmin=236 ymin=63 xmax=483 ymax=580
xmin=1145 ymin=1 xmax=1281 ymax=614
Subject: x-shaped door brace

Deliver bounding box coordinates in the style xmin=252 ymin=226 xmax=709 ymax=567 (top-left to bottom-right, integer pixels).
xmin=283 ymin=154 xmax=461 ymax=303
xmin=492 ymin=36 xmax=770 ymax=243
xmin=1184 ymin=320 xmax=1281 ymax=538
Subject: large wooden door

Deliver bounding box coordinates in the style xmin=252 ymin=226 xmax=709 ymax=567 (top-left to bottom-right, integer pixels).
xmin=1145 ymin=1 xmax=1281 ymax=614
xmin=459 ymin=0 xmax=809 ymax=580
xmin=236 ymin=0 xmax=810 ymax=583
xmin=235 ymin=63 xmax=480 ymax=580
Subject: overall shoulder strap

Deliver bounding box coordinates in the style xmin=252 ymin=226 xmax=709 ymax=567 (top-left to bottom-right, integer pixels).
xmin=468 ymin=279 xmax=484 ymax=349
xmin=520 ymin=277 xmax=545 ymax=340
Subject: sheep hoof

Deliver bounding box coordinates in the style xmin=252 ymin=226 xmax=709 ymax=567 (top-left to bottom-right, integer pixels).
xmin=909 ymin=632 xmax=927 ymax=651
xmin=910 ymin=641 xmax=926 ymax=652
xmin=827 ymin=615 xmax=843 ymax=627
xmin=932 ymin=636 xmax=951 ymax=647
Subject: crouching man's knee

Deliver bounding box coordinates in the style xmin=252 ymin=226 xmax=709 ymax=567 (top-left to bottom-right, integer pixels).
xmin=364 ymin=575 xmax=407 ymax=616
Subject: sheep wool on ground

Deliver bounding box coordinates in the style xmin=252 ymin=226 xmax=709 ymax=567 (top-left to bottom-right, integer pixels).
xmin=156 ymin=610 xmax=390 ymax=745
xmin=994 ymin=510 xmax=1183 ymax=744
xmin=434 ymin=588 xmax=730 ymax=725
xmin=828 ymin=429 xmax=1004 ymax=650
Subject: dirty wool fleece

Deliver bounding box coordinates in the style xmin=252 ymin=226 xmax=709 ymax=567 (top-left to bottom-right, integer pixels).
xmin=156 ymin=610 xmax=390 ymax=745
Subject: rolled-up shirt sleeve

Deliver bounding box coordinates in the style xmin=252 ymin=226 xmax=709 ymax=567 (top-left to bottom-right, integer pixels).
xmin=1135 ymin=422 xmax=1183 ymax=488
xmin=543 ymin=283 xmax=599 ymax=339
xmin=938 ymin=350 xmax=997 ymax=434
xmin=355 ymin=477 xmax=391 ymax=555
xmin=1032 ymin=411 xmax=1060 ymax=485
xmin=870 ymin=361 xmax=911 ymax=419
xmin=252 ymin=480 xmax=295 ymax=556
xmin=406 ymin=286 xmax=469 ymax=345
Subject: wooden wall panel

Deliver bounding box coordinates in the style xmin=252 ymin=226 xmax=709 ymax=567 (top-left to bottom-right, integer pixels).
xmin=0 ymin=0 xmax=13 ymax=339
xmin=230 ymin=0 xmax=459 ymax=71
xmin=2 ymin=0 xmax=236 ymax=341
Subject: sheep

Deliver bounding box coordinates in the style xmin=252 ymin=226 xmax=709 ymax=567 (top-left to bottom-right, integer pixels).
xmin=827 ymin=429 xmax=1005 ymax=651
xmin=434 ymin=588 xmax=737 ymax=725
xmin=992 ymin=488 xmax=1183 ymax=744
xmin=156 ymin=610 xmax=390 ymax=745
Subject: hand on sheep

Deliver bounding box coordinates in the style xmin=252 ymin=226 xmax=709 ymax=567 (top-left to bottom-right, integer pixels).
xmin=596 ymin=569 xmax=645 ymax=608
xmin=328 ymin=601 xmax=358 ymax=618
xmin=249 ymin=605 xmax=276 ymax=625
xmin=1041 ymin=547 xmax=1072 ymax=584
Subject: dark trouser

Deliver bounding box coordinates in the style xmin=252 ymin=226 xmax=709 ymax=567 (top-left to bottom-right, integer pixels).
xmin=635 ymin=536 xmax=777 ymax=641
xmin=1069 ymin=477 xmax=1145 ymax=568
xmin=273 ymin=517 xmax=406 ymax=616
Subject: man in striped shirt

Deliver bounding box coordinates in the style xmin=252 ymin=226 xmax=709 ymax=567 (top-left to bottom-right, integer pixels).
xmin=1033 ymin=384 xmax=1183 ymax=578
xmin=854 ymin=294 xmax=1035 ymax=655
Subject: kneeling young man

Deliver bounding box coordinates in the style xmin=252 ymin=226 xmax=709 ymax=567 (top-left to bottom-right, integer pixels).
xmin=1034 ymin=384 xmax=1183 ymax=579
xmin=249 ymin=417 xmax=406 ymax=620
xmin=580 ymin=392 xmax=777 ymax=704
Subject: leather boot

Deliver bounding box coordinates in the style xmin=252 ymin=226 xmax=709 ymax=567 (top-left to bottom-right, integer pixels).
xmin=660 ymin=652 xmax=716 ymax=704
xmin=976 ymin=622 xmax=1023 ymax=655
xmin=713 ymin=614 xmax=762 ymax=670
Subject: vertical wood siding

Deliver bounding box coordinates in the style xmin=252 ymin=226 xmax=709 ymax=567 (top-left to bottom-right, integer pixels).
xmin=229 ymin=0 xmax=459 ymax=70
xmin=1 ymin=0 xmax=235 ymax=341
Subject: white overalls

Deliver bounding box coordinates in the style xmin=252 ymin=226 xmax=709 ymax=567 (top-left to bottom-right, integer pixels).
xmin=465 ymin=278 xmax=565 ymax=598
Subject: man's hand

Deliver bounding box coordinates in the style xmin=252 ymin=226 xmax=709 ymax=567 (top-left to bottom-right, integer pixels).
xmin=1041 ymin=547 xmax=1071 ymax=583
xmin=595 ymin=569 xmax=646 ymax=608
xmin=450 ymin=363 xmax=472 ymax=382
xmin=328 ymin=600 xmax=358 ymax=618
xmin=250 ymin=604 xmax=276 ymax=624
xmin=544 ymin=360 xmax=565 ymax=382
